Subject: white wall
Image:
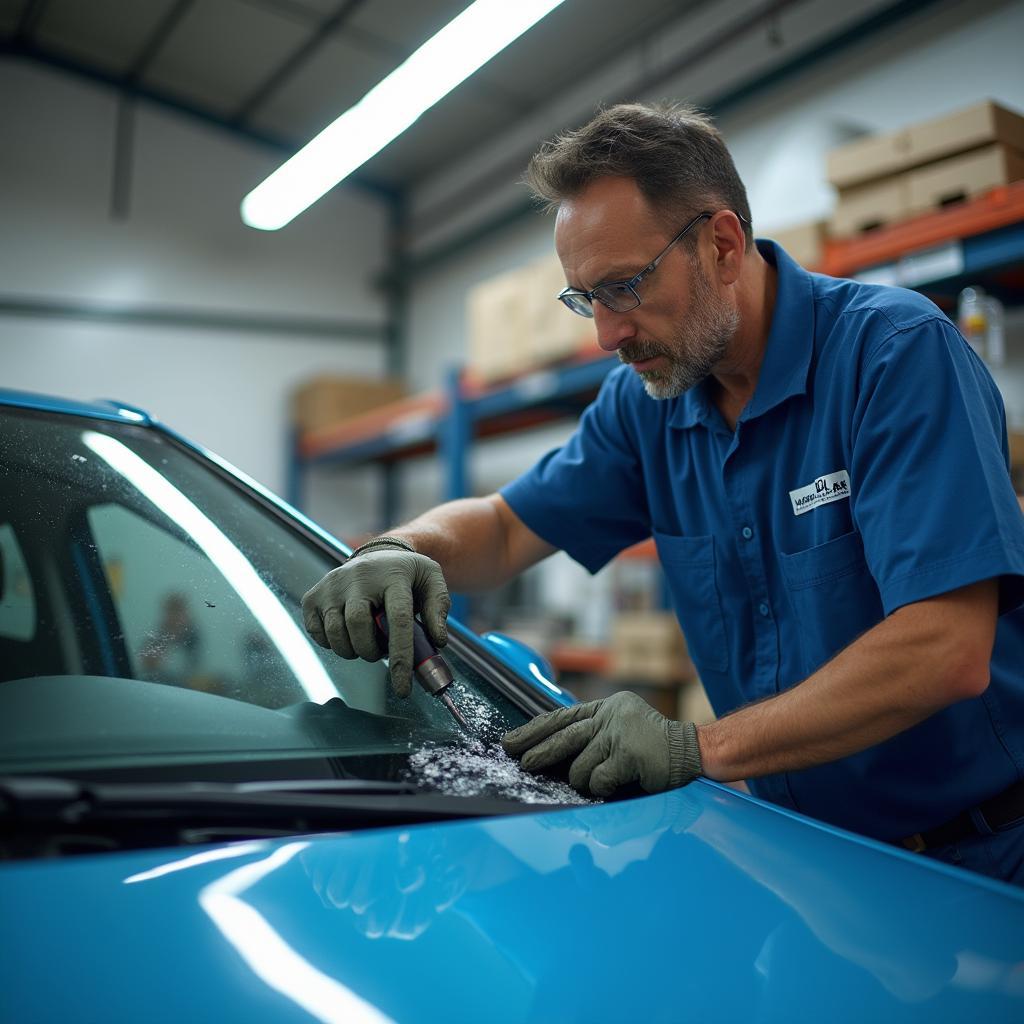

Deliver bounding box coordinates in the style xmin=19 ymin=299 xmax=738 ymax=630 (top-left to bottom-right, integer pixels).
xmin=0 ymin=58 xmax=390 ymax=505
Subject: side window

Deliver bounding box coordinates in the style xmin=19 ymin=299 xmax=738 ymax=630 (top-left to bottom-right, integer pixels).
xmin=0 ymin=523 xmax=36 ymax=642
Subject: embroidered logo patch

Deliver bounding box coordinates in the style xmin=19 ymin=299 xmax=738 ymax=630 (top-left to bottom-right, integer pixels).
xmin=789 ymin=470 xmax=851 ymax=516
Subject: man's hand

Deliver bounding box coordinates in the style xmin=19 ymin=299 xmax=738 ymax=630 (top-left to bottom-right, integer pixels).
xmin=301 ymin=541 xmax=450 ymax=698
xmin=501 ymin=691 xmax=703 ymax=798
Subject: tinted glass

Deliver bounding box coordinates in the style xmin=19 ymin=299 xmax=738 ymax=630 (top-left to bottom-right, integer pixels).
xmin=0 ymin=407 xmax=531 ymax=780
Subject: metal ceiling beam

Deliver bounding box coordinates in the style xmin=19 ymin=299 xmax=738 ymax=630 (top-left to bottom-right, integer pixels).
xmin=0 ymin=40 xmax=401 ymax=203
xmin=0 ymin=294 xmax=387 ymax=341
xmin=230 ymin=0 xmax=370 ymax=126
xmin=124 ymin=0 xmax=195 ymax=83
xmin=14 ymin=0 xmax=49 ymax=40
xmin=402 ymin=0 xmax=956 ymax=276
xmin=108 ymin=0 xmax=196 ymax=221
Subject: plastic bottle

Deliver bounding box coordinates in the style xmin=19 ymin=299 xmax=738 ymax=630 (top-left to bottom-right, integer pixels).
xmin=958 ymin=286 xmax=988 ymax=360
xmin=985 ymin=295 xmax=1006 ymax=367
xmin=954 ymin=286 xmax=987 ymax=362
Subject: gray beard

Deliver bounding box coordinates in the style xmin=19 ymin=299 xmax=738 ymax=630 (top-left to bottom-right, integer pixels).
xmin=619 ymin=261 xmax=739 ymax=400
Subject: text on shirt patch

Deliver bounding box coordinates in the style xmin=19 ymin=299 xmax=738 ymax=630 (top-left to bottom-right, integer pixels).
xmin=789 ymin=470 xmax=851 ymax=516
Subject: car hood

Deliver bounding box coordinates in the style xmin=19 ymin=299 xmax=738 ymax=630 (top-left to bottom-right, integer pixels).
xmin=4 ymin=781 xmax=1024 ymax=1023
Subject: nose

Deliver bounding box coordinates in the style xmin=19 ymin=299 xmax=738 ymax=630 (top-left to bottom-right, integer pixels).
xmin=592 ymin=302 xmax=636 ymax=353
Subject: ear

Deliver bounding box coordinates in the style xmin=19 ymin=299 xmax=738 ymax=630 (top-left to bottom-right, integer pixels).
xmin=707 ymin=210 xmax=746 ymax=286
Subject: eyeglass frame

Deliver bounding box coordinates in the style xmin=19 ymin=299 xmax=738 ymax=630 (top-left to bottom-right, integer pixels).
xmin=555 ymin=209 xmax=750 ymax=319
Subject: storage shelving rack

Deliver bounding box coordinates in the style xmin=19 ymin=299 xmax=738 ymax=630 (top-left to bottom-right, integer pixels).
xmin=288 ymin=182 xmax=1024 ymax=624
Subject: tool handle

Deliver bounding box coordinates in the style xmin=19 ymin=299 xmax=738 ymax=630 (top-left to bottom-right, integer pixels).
xmin=373 ymin=610 xmax=436 ymax=668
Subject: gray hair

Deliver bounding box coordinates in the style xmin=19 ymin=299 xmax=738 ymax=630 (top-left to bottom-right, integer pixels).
xmin=525 ymin=101 xmax=753 ymax=247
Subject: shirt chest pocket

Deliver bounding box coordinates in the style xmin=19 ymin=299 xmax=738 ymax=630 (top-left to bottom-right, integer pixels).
xmin=651 ymin=531 xmax=729 ymax=674
xmin=778 ymin=530 xmax=884 ymax=676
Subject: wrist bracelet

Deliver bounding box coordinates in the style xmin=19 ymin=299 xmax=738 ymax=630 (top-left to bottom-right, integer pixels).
xmin=348 ymin=535 xmax=416 ymax=559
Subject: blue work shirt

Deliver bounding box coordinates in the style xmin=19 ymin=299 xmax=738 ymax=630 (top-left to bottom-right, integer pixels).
xmin=501 ymin=240 xmax=1024 ymax=842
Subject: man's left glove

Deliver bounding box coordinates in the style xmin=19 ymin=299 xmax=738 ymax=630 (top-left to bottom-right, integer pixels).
xmin=501 ymin=691 xmax=703 ymax=799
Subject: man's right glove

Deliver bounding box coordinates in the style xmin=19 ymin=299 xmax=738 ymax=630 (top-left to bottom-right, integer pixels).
xmin=301 ymin=536 xmax=450 ymax=698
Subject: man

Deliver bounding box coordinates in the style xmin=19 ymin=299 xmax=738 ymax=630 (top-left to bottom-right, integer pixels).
xmin=303 ymin=102 xmax=1024 ymax=885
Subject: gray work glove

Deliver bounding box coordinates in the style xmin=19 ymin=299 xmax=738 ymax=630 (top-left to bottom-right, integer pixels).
xmin=501 ymin=691 xmax=702 ymax=798
xmin=301 ymin=536 xmax=450 ymax=698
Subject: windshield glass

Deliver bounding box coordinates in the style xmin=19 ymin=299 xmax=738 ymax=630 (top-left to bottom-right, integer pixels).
xmin=0 ymin=405 xmax=537 ymax=790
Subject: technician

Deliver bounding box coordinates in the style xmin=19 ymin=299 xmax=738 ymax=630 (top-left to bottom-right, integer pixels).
xmin=302 ymin=102 xmax=1024 ymax=885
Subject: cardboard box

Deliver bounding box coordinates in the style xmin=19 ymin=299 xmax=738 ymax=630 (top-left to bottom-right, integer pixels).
xmin=610 ymin=611 xmax=696 ymax=684
xmin=677 ymin=679 xmax=715 ymax=726
xmin=907 ymin=143 xmax=1024 ymax=215
xmin=467 ymin=265 xmax=537 ymax=383
xmin=830 ymin=176 xmax=911 ymax=238
xmin=527 ymin=253 xmax=595 ymax=367
xmin=907 ymin=100 xmax=1024 ymax=167
xmin=826 ymin=129 xmax=910 ymax=190
xmin=769 ymin=219 xmax=829 ymax=268
xmin=468 ymin=254 xmax=594 ymax=384
xmin=1009 ymin=430 xmax=1024 ymax=469
xmin=825 ymin=100 xmax=1024 ymax=192
xmin=291 ymin=375 xmax=407 ymax=434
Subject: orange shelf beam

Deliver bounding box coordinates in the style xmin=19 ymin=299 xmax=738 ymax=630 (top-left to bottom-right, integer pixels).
xmin=548 ymin=643 xmax=611 ymax=675
xmin=299 ymin=392 xmax=445 ymax=460
xmin=821 ymin=181 xmax=1024 ymax=279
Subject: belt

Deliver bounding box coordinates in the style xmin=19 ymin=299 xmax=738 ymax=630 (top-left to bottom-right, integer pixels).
xmin=898 ymin=778 xmax=1024 ymax=853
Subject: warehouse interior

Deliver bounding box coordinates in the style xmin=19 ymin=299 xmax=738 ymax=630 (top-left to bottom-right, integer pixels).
xmin=3 ymin=0 xmax=1023 ymax=720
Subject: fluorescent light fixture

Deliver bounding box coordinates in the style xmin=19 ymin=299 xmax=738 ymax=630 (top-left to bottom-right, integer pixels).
xmin=241 ymin=0 xmax=567 ymax=230
xmin=82 ymin=431 xmax=339 ymax=704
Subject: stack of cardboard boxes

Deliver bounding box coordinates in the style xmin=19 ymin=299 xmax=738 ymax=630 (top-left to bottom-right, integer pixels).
xmin=828 ymin=99 xmax=1024 ymax=238
xmin=290 ymin=375 xmax=408 ymax=436
xmin=766 ymin=99 xmax=1024 ymax=267
xmin=466 ymin=252 xmax=595 ymax=384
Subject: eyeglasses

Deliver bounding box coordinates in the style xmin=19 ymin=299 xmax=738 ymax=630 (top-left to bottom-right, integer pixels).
xmin=556 ymin=210 xmax=727 ymax=318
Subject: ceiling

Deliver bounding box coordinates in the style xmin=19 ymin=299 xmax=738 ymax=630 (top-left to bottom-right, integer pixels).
xmin=0 ymin=0 xmax=700 ymax=197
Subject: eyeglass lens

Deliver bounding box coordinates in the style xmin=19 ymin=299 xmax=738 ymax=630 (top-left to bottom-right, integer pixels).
xmin=593 ymin=282 xmax=639 ymax=312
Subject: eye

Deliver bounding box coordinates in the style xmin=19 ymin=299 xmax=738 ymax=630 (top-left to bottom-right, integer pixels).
xmin=594 ymin=282 xmax=637 ymax=311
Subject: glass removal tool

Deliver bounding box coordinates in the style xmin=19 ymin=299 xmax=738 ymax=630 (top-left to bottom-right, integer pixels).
xmin=374 ymin=610 xmax=470 ymax=730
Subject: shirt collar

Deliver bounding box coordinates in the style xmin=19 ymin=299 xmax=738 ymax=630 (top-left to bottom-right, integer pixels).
xmin=668 ymin=239 xmax=815 ymax=429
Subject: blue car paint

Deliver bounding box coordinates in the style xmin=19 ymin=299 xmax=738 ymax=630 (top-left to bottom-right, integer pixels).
xmin=4 ymin=783 xmax=1024 ymax=1023
xmin=0 ymin=388 xmax=154 ymax=425
xmin=479 ymin=631 xmax=574 ymax=707
xmin=5 ymin=388 xmax=1024 ymax=1020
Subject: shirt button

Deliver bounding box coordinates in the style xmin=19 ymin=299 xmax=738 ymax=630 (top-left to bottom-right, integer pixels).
xmin=741 ymin=526 xmax=753 ymax=540
xmin=758 ymin=602 xmax=770 ymax=617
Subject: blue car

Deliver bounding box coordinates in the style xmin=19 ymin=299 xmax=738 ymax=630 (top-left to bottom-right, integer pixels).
xmin=2 ymin=388 xmax=1023 ymax=1023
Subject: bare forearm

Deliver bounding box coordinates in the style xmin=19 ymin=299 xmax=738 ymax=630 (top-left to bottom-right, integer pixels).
xmin=387 ymin=495 xmax=552 ymax=592
xmin=697 ymin=580 xmax=997 ymax=782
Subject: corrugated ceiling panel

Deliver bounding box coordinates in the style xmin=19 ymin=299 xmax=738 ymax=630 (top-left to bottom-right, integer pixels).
xmin=0 ymin=0 xmax=26 ymax=34
xmin=478 ymin=0 xmax=702 ymax=105
xmin=143 ymin=0 xmax=308 ymax=114
xmin=32 ymin=0 xmax=178 ymax=74
xmin=345 ymin=0 xmax=474 ymax=57
xmin=362 ymin=83 xmax=509 ymax=186
xmin=248 ymin=33 xmax=395 ymax=142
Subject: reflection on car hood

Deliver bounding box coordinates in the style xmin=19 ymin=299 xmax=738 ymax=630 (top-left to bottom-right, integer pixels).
xmin=4 ymin=781 xmax=1024 ymax=1022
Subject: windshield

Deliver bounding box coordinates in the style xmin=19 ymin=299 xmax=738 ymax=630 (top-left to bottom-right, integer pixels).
xmin=0 ymin=405 xmax=537 ymax=790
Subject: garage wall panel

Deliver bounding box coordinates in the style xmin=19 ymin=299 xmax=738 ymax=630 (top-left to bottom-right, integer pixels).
xmin=0 ymin=59 xmax=390 ymax=506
